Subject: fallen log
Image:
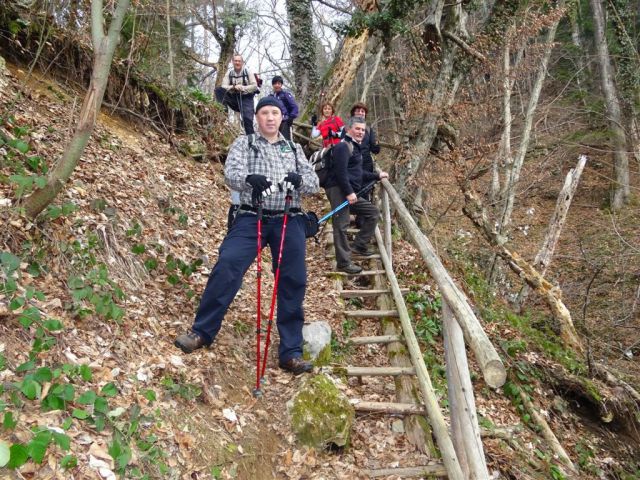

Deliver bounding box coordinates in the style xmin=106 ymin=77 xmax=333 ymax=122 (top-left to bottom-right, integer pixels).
xmin=461 ymin=188 xmax=584 ymax=354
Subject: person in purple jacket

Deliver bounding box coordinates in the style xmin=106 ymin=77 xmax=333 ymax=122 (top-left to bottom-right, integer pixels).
xmin=269 ymin=75 xmax=299 ymax=140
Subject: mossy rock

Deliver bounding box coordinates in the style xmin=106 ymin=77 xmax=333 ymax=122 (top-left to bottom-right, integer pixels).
xmin=289 ymin=374 xmax=354 ymax=450
xmin=178 ymin=139 xmax=207 ymax=160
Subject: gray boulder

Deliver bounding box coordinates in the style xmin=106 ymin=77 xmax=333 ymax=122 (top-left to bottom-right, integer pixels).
xmin=302 ymin=321 xmax=332 ymax=365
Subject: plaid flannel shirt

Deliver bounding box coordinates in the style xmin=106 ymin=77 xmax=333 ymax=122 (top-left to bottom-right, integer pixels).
xmin=225 ymin=133 xmax=319 ymax=211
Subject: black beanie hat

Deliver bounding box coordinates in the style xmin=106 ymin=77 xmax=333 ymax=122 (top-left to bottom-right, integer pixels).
xmin=272 ymin=75 xmax=284 ymax=85
xmin=255 ymin=96 xmax=284 ymax=113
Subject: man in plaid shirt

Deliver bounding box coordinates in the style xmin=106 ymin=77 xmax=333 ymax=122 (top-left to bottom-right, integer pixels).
xmin=175 ymin=97 xmax=320 ymax=375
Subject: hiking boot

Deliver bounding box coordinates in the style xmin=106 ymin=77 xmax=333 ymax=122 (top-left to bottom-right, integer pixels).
xmin=351 ymin=244 xmax=376 ymax=257
xmin=279 ymin=357 xmax=313 ymax=375
xmin=338 ymin=262 xmax=363 ymax=274
xmin=174 ymin=331 xmax=207 ymax=354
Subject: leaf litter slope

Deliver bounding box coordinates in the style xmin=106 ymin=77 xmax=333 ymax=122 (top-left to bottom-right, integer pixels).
xmin=0 ymin=62 xmax=429 ymax=479
xmin=1 ymin=61 xmax=637 ymax=479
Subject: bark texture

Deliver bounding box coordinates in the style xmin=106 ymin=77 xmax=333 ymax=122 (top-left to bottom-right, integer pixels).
xmin=286 ymin=0 xmax=318 ymax=103
xmin=589 ymin=0 xmax=630 ymax=210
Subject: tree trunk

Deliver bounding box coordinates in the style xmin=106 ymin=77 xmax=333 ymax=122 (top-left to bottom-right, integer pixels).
xmin=22 ymin=0 xmax=131 ymax=219
xmin=286 ymin=0 xmax=318 ymax=103
xmin=166 ymin=0 xmax=174 ymax=87
xmin=360 ymin=43 xmax=384 ymax=103
xmin=515 ymin=155 xmax=587 ymax=310
xmin=498 ymin=2 xmax=563 ymax=233
xmin=589 ymin=0 xmax=630 ymax=210
xmin=215 ymin=27 xmax=236 ymax=88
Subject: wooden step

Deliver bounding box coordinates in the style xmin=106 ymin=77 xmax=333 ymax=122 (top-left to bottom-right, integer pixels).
xmin=352 ymin=400 xmax=426 ymax=415
xmin=349 ymin=335 xmax=403 ymax=345
xmin=345 ymin=309 xmax=400 ymax=318
xmin=325 ymin=253 xmax=382 ymax=260
xmin=324 ymin=228 xmax=360 ymax=234
xmin=344 ymin=366 xmax=416 ymax=376
xmin=340 ymin=288 xmax=408 ymax=298
xmin=326 ymin=269 xmax=386 ymax=277
xmin=362 ymin=464 xmax=447 ymax=478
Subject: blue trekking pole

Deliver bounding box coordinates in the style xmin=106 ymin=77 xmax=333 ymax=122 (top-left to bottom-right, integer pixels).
xmin=317 ymin=181 xmax=377 ymax=225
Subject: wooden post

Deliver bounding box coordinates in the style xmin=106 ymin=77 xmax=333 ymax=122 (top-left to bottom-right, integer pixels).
xmin=381 ymin=188 xmax=393 ymax=264
xmin=381 ymin=179 xmax=507 ymax=388
xmin=443 ymin=301 xmax=490 ymax=479
xmin=374 ymin=229 xmax=465 ymax=480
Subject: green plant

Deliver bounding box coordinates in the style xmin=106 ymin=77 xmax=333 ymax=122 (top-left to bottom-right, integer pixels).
xmin=61 ymin=234 xmax=126 ymax=322
xmin=406 ymin=291 xmax=442 ymax=345
xmin=160 ymin=376 xmax=202 ymax=401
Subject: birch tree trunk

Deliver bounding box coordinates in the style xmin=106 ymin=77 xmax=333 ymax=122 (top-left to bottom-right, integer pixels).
xmin=286 ymin=0 xmax=318 ymax=102
xmin=589 ymin=0 xmax=630 ymax=210
xmin=498 ymin=3 xmax=564 ymax=233
xmin=22 ymin=0 xmax=131 ymax=218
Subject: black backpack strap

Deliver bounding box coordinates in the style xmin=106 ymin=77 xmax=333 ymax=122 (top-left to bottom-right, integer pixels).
xmin=247 ymin=134 xmax=259 ymax=169
xmin=287 ymin=140 xmax=300 ymax=172
xmin=242 ymin=68 xmax=248 ymax=86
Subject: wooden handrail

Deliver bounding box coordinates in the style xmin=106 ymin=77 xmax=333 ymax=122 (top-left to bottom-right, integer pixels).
xmin=374 ymin=228 xmax=465 ymax=480
xmin=380 ymin=178 xmax=507 ymax=389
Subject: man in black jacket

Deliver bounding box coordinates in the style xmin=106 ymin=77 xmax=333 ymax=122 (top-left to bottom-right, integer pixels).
xmin=350 ymin=102 xmax=380 ymax=175
xmin=324 ymin=116 xmax=388 ymax=274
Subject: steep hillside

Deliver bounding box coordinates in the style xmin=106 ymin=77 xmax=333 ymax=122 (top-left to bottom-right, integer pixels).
xmin=1 ymin=59 xmax=639 ymax=480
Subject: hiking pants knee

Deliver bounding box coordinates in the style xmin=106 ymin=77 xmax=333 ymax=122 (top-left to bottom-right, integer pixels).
xmin=349 ymin=198 xmax=378 ymax=249
xmin=191 ymin=213 xmax=307 ymax=363
xmin=326 ymin=186 xmax=379 ymax=267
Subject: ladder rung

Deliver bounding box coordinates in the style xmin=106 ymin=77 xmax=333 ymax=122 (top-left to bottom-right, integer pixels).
xmin=326 ymin=269 xmax=386 ymax=277
xmin=349 ymin=335 xmax=403 ymax=345
xmin=352 ymin=400 xmax=426 ymax=415
xmin=345 ymin=309 xmax=399 ymax=318
xmin=325 ymin=253 xmax=382 ymax=260
xmin=344 ymin=366 xmax=416 ymax=376
xmin=324 ymin=228 xmax=360 ymax=234
xmin=362 ymin=464 xmax=447 ymax=478
xmin=341 ymin=288 xmax=408 ymax=298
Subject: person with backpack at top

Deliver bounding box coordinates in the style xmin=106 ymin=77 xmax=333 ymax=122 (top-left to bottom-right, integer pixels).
xmin=268 ymin=75 xmax=299 ymax=141
xmin=175 ymin=96 xmax=320 ymax=376
xmin=323 ymin=116 xmax=388 ymax=274
xmin=311 ymin=102 xmax=344 ymax=148
xmin=214 ymin=54 xmax=258 ymax=134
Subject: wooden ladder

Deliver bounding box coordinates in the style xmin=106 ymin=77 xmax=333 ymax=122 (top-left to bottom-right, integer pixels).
xmin=324 ymin=225 xmax=453 ymax=478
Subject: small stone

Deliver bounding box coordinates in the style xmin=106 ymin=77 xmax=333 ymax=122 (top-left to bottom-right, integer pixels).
xmin=391 ymin=420 xmax=405 ymax=433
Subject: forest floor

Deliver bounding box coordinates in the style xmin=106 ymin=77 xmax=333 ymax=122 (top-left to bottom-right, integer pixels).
xmin=1 ymin=60 xmax=639 ymax=480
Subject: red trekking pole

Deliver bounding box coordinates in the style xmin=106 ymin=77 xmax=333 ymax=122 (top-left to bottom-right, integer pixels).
xmin=259 ymin=190 xmax=292 ymax=383
xmin=253 ymin=197 xmax=265 ymax=397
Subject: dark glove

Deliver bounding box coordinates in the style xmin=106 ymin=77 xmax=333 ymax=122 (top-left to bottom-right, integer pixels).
xmin=280 ymin=172 xmax=302 ymax=192
xmin=311 ymin=114 xmax=317 ymax=126
xmin=246 ymin=174 xmax=273 ymax=203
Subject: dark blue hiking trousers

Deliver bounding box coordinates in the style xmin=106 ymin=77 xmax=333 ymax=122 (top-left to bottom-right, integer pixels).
xmin=214 ymin=87 xmax=255 ymax=134
xmin=191 ymin=212 xmax=307 ymax=363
